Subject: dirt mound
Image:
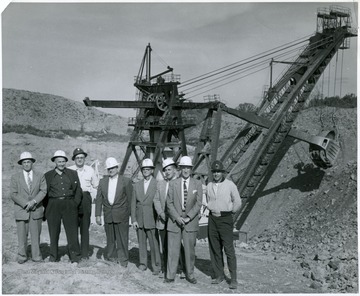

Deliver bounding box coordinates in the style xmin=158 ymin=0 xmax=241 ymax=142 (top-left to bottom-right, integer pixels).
xmin=249 ymin=161 xmax=357 ymax=292
xmin=2 ymin=88 xmax=128 ymax=136
xmin=237 ymin=106 xmax=358 ymax=293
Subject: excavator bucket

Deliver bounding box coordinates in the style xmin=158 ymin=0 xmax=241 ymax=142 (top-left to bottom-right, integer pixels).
xmin=309 ymin=131 xmax=341 ymax=169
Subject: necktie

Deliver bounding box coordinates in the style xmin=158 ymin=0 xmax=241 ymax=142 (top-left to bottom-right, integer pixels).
xmin=27 ymin=172 xmax=32 ymax=192
xmin=183 ymin=180 xmax=188 ymax=209
xmin=165 ymin=181 xmax=169 ymax=196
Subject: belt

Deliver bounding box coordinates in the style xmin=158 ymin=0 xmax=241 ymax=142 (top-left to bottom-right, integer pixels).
xmin=50 ymin=196 xmax=74 ymax=200
xmin=210 ymin=211 xmax=232 ymax=217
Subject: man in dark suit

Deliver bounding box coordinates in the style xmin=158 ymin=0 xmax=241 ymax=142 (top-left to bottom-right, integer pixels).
xmin=10 ymin=152 xmax=47 ymax=263
xmin=95 ymin=157 xmax=133 ymax=267
xmin=131 ymin=158 xmax=161 ymax=274
xmin=165 ymin=156 xmax=203 ymax=284
xmin=44 ymin=150 xmax=82 ymax=263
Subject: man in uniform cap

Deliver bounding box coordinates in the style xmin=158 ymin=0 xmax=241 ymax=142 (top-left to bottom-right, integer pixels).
xmin=68 ymin=148 xmax=99 ymax=259
xmin=10 ymin=152 xmax=47 ymax=263
xmin=165 ymin=156 xmax=203 ymax=284
xmin=206 ymin=160 xmax=242 ymax=289
xmin=131 ymin=158 xmax=161 ymax=274
xmin=95 ymin=157 xmax=133 ymax=267
xmin=44 ymin=150 xmax=82 ymax=263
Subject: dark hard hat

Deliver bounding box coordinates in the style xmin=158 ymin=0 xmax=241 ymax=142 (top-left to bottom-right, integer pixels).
xmin=72 ymin=148 xmax=88 ymax=160
xmin=211 ymin=160 xmax=225 ymax=172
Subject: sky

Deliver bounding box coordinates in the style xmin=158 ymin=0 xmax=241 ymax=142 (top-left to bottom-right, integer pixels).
xmin=2 ymin=1 xmax=358 ymax=118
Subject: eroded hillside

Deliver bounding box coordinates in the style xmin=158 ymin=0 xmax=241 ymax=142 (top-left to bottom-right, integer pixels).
xmin=3 ymin=88 xmax=129 ymax=138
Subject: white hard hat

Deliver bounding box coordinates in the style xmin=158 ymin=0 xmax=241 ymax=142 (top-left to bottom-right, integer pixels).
xmin=179 ymin=156 xmax=193 ymax=167
xmin=162 ymin=158 xmax=176 ymax=171
xmin=51 ymin=150 xmax=68 ymax=162
xmin=105 ymin=157 xmax=120 ymax=169
xmin=141 ymin=158 xmax=155 ymax=168
xmin=18 ymin=152 xmax=36 ymax=165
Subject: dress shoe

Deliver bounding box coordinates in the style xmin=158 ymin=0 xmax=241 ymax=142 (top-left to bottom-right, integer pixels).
xmin=32 ymin=258 xmax=44 ymax=263
xmin=229 ymin=281 xmax=238 ymax=289
xmin=152 ymin=270 xmax=160 ymax=276
xmin=17 ymin=257 xmax=27 ymax=264
xmin=211 ymin=277 xmax=224 ymax=284
xmin=164 ymin=278 xmax=174 ymax=283
xmin=187 ymin=277 xmax=197 ymax=284
xmin=138 ymin=265 xmax=147 ymax=271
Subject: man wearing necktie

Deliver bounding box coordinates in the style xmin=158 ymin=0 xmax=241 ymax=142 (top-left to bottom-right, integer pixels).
xmin=131 ymin=158 xmax=161 ymax=274
xmin=165 ymin=156 xmax=203 ymax=284
xmin=153 ymin=158 xmax=181 ymax=277
xmin=10 ymin=152 xmax=47 ymax=263
xmin=206 ymin=160 xmax=242 ymax=290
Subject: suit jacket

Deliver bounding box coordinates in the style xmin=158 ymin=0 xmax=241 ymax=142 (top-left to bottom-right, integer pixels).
xmin=10 ymin=170 xmax=47 ymax=220
xmin=44 ymin=168 xmax=82 ymax=206
xmin=153 ymin=179 xmax=168 ymax=230
xmin=131 ymin=177 xmax=157 ymax=229
xmin=95 ymin=174 xmax=133 ymax=224
xmin=166 ymin=177 xmax=203 ymax=233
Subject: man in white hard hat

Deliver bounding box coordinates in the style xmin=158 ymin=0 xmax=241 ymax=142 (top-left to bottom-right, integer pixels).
xmin=131 ymin=158 xmax=161 ymax=275
xmin=95 ymin=157 xmax=132 ymax=267
xmin=44 ymin=150 xmax=82 ymax=263
xmin=165 ymin=156 xmax=203 ymax=284
xmin=10 ymin=152 xmax=47 ymax=263
xmin=68 ymin=148 xmax=99 ymax=260
xmin=153 ymin=158 xmax=178 ymax=277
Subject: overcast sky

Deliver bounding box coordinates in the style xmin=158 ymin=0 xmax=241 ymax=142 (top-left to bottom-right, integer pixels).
xmin=2 ymin=1 xmax=358 ymax=117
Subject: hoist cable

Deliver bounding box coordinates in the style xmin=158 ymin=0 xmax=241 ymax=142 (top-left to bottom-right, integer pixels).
xmin=333 ymin=50 xmax=339 ymax=96
xmin=182 ymin=47 xmax=302 ymax=94
xmin=327 ymin=59 xmax=331 ymax=97
xmin=180 ymin=35 xmax=312 ymax=87
xmin=186 ymin=65 xmax=269 ymax=100
xmin=340 ymin=49 xmax=344 ymax=97
xmin=152 ymin=49 xmax=170 ymax=68
xmin=182 ymin=45 xmax=306 ymax=94
xmin=183 ymin=36 xmax=333 ymax=97
xmin=181 ymin=35 xmax=333 ymax=95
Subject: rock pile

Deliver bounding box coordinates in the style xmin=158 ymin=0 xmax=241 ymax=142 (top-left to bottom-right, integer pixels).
xmin=248 ymin=161 xmax=357 ymax=293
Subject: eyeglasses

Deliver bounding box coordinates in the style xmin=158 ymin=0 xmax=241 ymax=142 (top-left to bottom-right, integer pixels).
xmin=75 ymin=157 xmax=85 ymax=160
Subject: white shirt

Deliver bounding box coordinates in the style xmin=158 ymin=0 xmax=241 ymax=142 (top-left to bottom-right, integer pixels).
xmin=68 ymin=164 xmax=99 ymax=200
xmin=213 ymin=183 xmax=219 ymax=195
xmin=181 ymin=177 xmax=190 ymax=210
xmin=107 ymin=175 xmax=118 ymax=205
xmin=23 ymin=170 xmax=33 ymax=189
xmin=144 ymin=176 xmax=152 ymax=194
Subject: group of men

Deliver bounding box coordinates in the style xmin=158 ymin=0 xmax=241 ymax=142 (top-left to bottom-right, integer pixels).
xmin=10 ymin=149 xmax=242 ymax=289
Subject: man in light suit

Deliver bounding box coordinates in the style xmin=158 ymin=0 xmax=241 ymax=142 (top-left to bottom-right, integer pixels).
xmin=10 ymin=152 xmax=47 ymax=263
xmin=153 ymin=158 xmax=178 ymax=276
xmin=165 ymin=156 xmax=203 ymax=284
xmin=131 ymin=158 xmax=161 ymax=275
xmin=95 ymin=157 xmax=133 ymax=267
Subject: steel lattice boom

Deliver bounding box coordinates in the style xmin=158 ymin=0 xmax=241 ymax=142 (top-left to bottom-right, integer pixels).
xmin=83 ymin=6 xmax=356 ymax=232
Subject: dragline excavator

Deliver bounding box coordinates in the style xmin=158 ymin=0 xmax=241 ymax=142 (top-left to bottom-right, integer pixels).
xmin=84 ymin=6 xmax=356 ymax=234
